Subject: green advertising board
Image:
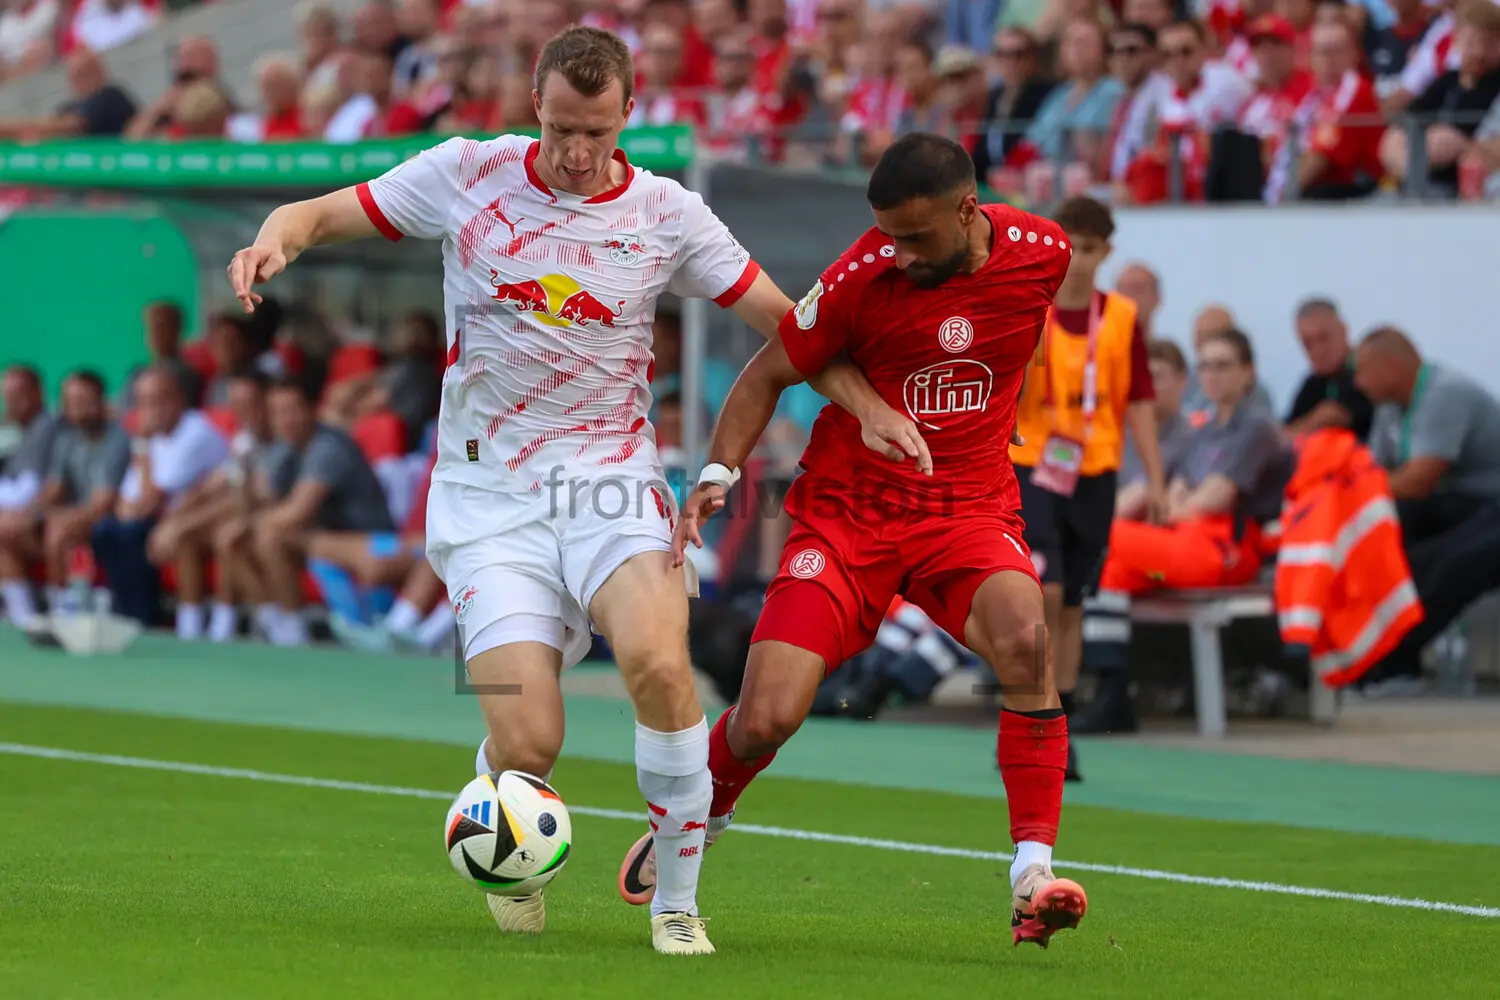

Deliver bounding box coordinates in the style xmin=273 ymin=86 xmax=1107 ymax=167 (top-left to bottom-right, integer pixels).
xmin=0 ymin=125 xmax=694 ymax=189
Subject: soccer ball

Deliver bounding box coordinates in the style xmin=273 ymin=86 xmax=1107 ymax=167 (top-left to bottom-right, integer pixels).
xmin=444 ymin=770 xmax=572 ymax=897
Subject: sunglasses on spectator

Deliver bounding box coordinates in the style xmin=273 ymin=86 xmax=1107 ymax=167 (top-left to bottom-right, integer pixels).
xmin=1162 ymin=46 xmax=1197 ymax=58
xmin=817 ymin=9 xmax=851 ymax=20
xmin=1109 ymin=43 xmax=1145 ymax=56
xmin=994 ymin=47 xmax=1031 ymax=58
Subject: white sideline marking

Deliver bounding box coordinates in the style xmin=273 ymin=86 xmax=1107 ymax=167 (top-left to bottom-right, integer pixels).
xmin=3 ymin=741 xmax=1496 ymax=920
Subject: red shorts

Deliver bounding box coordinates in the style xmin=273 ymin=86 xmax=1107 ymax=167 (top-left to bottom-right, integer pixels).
xmin=751 ymin=474 xmax=1039 ymax=671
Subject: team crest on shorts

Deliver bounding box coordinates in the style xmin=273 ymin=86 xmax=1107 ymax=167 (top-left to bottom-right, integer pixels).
xmin=453 ymin=585 xmax=478 ymax=625
xmin=789 ymin=549 xmax=826 ymax=579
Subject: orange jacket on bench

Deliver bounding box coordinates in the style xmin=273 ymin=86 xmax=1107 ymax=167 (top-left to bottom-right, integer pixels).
xmin=1275 ymin=429 xmax=1423 ymax=688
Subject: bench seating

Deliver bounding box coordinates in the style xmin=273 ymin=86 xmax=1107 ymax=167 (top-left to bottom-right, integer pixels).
xmin=1131 ymin=585 xmax=1338 ymax=737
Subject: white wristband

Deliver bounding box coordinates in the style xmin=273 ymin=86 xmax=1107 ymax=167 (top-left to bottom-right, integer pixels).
xmin=697 ymin=463 xmax=741 ymax=490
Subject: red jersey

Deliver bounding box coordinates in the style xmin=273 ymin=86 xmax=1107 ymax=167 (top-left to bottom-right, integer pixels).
xmin=778 ymin=203 xmax=1071 ymax=512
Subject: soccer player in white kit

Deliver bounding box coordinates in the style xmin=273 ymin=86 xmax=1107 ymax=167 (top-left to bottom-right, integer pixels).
xmin=226 ymin=27 xmax=928 ymax=956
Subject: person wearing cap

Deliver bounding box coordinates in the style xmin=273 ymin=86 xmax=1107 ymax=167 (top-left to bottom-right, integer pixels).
xmin=1237 ymin=14 xmax=1316 ymax=200
xmin=932 ymin=44 xmax=990 ymax=154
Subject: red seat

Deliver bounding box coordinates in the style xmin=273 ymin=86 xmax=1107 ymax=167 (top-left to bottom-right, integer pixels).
xmin=353 ymin=410 xmax=406 ymax=464
xmin=205 ymin=406 xmax=239 ymax=440
xmin=327 ymin=344 xmax=383 ymax=386
xmin=181 ymin=340 xmax=219 ymax=387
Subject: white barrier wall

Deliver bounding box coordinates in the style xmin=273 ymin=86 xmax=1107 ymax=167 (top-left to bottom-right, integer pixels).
xmin=1102 ymin=204 xmax=1500 ymax=414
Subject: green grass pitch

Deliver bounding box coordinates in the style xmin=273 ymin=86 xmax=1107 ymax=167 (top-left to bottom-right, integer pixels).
xmin=0 ymin=703 xmax=1495 ymax=1000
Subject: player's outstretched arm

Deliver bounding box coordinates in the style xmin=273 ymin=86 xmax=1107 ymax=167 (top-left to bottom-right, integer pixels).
xmin=729 ymin=272 xmax=889 ymax=424
xmin=728 ymin=271 xmax=932 ymax=473
xmin=227 ymin=187 xmax=378 ymax=314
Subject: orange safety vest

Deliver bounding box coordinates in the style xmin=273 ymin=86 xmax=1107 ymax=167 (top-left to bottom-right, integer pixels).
xmin=1274 ymin=429 xmax=1424 ymax=688
xmin=1010 ymin=291 xmax=1138 ymax=476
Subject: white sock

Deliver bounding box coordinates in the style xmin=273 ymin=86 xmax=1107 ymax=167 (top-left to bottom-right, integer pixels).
xmin=1010 ymin=840 xmax=1054 ymax=886
xmin=2 ymin=581 xmax=37 ymax=626
xmin=208 ymin=603 xmax=238 ymax=643
xmin=635 ymin=720 xmax=711 ymax=918
xmin=270 ymin=610 xmax=309 ymax=646
xmin=416 ymin=604 xmax=456 ymax=650
xmin=387 ymin=598 xmax=422 ymax=634
xmin=254 ymin=604 xmax=280 ymax=636
xmin=176 ymin=603 xmax=205 ymax=640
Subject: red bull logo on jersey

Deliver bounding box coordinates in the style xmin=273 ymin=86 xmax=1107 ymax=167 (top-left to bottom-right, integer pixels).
xmin=902 ymin=359 xmax=994 ymax=431
xmin=602 ymin=232 xmax=647 ymax=266
xmin=489 ymin=271 xmax=626 ymax=329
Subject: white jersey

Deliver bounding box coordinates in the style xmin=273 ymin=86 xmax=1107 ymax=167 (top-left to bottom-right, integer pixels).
xmin=357 ymin=134 xmax=760 ymax=494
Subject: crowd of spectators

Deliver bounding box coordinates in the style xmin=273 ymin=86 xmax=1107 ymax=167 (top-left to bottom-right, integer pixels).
xmin=4 ymin=0 xmax=1500 ymax=201
xmin=0 ymin=291 xmax=819 ymax=654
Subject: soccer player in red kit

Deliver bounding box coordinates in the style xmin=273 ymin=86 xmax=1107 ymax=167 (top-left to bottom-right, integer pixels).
xmin=617 ymin=133 xmax=1088 ymax=947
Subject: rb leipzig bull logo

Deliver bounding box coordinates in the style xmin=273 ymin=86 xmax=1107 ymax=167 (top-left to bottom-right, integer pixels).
xmin=489 ymin=270 xmax=626 ymax=329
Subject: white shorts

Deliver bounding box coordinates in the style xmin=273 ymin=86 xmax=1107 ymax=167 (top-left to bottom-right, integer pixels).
xmin=425 ymin=475 xmax=679 ymax=669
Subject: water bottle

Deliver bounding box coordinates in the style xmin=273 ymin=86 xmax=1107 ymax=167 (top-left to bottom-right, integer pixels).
xmin=1433 ymin=623 xmax=1476 ymax=698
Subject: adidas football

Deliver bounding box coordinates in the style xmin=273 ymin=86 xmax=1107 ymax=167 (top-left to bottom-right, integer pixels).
xmin=444 ymin=770 xmax=572 ymax=897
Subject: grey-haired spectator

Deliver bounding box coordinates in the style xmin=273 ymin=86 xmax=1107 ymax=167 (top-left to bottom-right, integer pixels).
xmin=1283 ymin=298 xmax=1373 ymax=442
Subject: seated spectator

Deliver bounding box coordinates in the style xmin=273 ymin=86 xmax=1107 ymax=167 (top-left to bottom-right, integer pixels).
xmin=202 ymin=313 xmax=260 ymax=408
xmin=1237 ymin=15 xmax=1315 ymax=199
xmin=1076 ymin=329 xmax=1289 ymax=732
xmin=1181 ymin=304 xmax=1275 ymax=422
xmin=0 ymin=0 xmax=59 ymax=79
xmin=92 ymin=367 xmax=229 ymax=627
xmin=1380 ymin=0 xmax=1500 ymax=197
xmin=699 ymin=27 xmax=776 ymax=161
xmin=1112 ymin=260 xmax=1162 ymax=338
xmin=71 ymin=0 xmax=158 ymax=55
xmin=227 ymin=53 xmax=305 ymax=143
xmin=1283 ymin=19 xmax=1383 ymax=200
xmin=170 ymin=79 xmax=233 ymax=139
xmin=971 ymin=27 xmax=1055 ymax=189
xmin=1123 ymin=19 xmax=1254 ymax=203
xmin=392 ymin=0 xmax=443 ymax=98
xmin=325 ymin=47 xmax=394 ymax=142
xmin=1283 ymin=297 xmax=1373 ymax=441
xmin=384 ymin=33 xmax=476 ymax=135
xmin=217 ymin=376 xmax=394 ymax=647
xmin=125 ymin=35 xmax=234 ymax=140
xmin=1116 ymin=338 xmax=1193 ymax=519
xmin=299 ymin=2 xmax=343 ymax=94
xmin=38 ymin=371 xmax=130 ymax=615
xmin=1369 ymin=0 xmax=1440 ymax=100
xmin=1382 ymin=0 xmax=1460 ymax=117
xmin=1353 ymin=325 xmax=1500 ymax=689
xmin=313 ymin=457 xmax=454 ymax=654
xmin=0 ymin=364 xmax=65 ymax=627
xmin=120 ymin=301 xmax=202 ymax=412
xmin=1022 ymin=17 xmax=1124 ymax=195
xmin=320 ymin=310 xmax=442 ymax=451
xmin=890 ymin=38 xmax=942 ymax=139
xmin=0 ymin=48 xmax=138 ymax=139
xmin=145 ymin=370 xmax=283 ymax=641
xmin=1103 ymin=22 xmax=1164 ymax=187
xmin=630 ymin=21 xmax=706 ymax=128
xmin=931 ymin=45 xmax=989 ymax=154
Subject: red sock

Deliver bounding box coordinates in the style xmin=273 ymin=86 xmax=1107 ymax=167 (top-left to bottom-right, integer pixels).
xmin=996 ymin=710 xmax=1068 ymax=845
xmin=707 ymin=706 xmax=776 ymax=817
